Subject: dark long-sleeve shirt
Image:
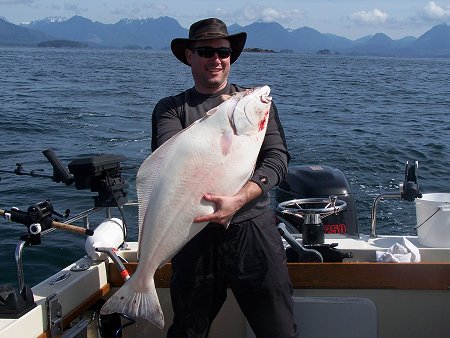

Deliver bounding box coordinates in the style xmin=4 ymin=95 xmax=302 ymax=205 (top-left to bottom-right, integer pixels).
xmin=151 ymin=83 xmax=290 ymax=222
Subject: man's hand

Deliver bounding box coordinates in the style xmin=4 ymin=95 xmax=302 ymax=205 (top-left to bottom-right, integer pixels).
xmin=193 ymin=181 xmax=263 ymax=226
xmin=193 ymin=194 xmax=238 ymax=225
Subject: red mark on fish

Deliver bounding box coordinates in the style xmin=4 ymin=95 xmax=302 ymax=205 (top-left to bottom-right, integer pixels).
xmin=258 ymin=110 xmax=269 ymax=131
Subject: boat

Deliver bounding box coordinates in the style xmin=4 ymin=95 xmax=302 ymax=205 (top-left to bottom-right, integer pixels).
xmin=1 ymin=150 xmax=449 ymax=338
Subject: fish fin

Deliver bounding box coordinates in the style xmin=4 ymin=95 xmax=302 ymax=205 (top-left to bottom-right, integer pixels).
xmin=220 ymin=130 xmax=233 ymax=155
xmin=100 ymin=277 xmax=164 ymax=329
xmin=136 ymin=136 xmax=178 ymax=243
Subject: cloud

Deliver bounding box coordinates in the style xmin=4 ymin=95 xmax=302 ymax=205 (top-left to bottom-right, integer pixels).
xmin=242 ymin=5 xmax=306 ymax=23
xmin=108 ymin=3 xmax=169 ymax=20
xmin=0 ymin=0 xmax=33 ymax=4
xmin=348 ymin=8 xmax=389 ymax=25
xmin=422 ymin=1 xmax=450 ymax=21
xmin=63 ymin=2 xmax=88 ymax=16
xmin=209 ymin=5 xmax=306 ymax=27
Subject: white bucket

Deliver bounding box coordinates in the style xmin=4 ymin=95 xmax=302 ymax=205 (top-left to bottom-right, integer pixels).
xmin=415 ymin=193 xmax=450 ymax=247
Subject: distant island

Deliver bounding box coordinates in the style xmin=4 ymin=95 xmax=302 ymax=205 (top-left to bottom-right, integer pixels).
xmin=37 ymin=40 xmax=87 ymax=48
xmin=317 ymin=49 xmax=331 ymax=55
xmin=244 ymin=48 xmax=295 ymax=54
xmin=244 ymin=48 xmax=276 ymax=53
xmin=121 ymin=45 xmax=153 ymax=50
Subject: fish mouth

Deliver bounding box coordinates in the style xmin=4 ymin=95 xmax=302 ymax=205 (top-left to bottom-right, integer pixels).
xmin=243 ymin=87 xmax=271 ymax=104
xmin=261 ymin=94 xmax=272 ymax=104
xmin=228 ymin=86 xmax=272 ymax=134
xmin=256 ymin=86 xmax=272 ymax=104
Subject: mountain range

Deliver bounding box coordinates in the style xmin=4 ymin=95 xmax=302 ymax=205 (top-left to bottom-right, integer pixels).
xmin=1 ymin=15 xmax=450 ymax=57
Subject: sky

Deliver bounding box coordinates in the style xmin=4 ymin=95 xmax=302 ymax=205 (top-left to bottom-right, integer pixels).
xmin=1 ymin=0 xmax=450 ymax=40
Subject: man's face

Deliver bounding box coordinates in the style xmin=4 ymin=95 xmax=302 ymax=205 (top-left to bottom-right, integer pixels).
xmin=186 ymin=38 xmax=231 ymax=94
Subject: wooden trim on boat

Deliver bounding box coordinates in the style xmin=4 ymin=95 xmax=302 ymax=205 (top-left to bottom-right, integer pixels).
xmin=288 ymin=262 xmax=450 ymax=290
xmin=108 ymin=262 xmax=172 ymax=288
xmin=109 ymin=262 xmax=450 ymax=290
xmin=37 ymin=283 xmax=111 ymax=338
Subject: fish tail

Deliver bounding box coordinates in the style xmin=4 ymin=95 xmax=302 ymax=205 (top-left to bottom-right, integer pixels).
xmin=100 ymin=277 xmax=164 ymax=329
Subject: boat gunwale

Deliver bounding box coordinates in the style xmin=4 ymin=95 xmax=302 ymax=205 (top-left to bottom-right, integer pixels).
xmin=108 ymin=261 xmax=450 ymax=290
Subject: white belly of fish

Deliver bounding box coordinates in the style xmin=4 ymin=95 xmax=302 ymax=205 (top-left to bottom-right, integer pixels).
xmin=139 ymin=108 xmax=262 ymax=273
xmin=100 ymin=86 xmax=270 ymax=329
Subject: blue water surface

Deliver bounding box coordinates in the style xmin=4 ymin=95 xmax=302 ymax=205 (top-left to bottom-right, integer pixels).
xmin=1 ymin=48 xmax=449 ymax=286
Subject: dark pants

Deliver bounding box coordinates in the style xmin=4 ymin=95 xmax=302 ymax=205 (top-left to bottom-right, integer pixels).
xmin=167 ymin=210 xmax=298 ymax=338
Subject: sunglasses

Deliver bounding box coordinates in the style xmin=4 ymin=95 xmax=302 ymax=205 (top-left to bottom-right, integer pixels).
xmin=191 ymin=47 xmax=232 ymax=59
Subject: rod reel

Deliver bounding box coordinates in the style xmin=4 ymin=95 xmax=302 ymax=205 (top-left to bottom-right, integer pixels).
xmin=1 ymin=201 xmax=92 ymax=247
xmin=0 ymin=200 xmax=94 ymax=320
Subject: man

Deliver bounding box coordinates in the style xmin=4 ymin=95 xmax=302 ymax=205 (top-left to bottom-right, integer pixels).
xmin=151 ymin=18 xmax=298 ymax=338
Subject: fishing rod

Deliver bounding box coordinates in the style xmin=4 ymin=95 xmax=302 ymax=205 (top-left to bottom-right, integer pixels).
xmin=0 ymin=149 xmax=131 ymax=241
xmin=0 ymin=149 xmax=75 ymax=185
xmin=0 ymin=200 xmax=93 ymax=240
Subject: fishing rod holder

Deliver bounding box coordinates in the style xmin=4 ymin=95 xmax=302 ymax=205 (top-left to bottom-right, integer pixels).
xmin=370 ymin=161 xmax=422 ymax=237
xmin=0 ymin=205 xmax=38 ymax=319
xmin=2 ymin=200 xmax=71 ymax=245
xmin=0 ymin=199 xmax=96 ymax=319
xmin=1 ymin=149 xmax=129 ymax=208
xmin=68 ymin=154 xmax=129 ymax=207
xmin=0 ymin=230 xmax=36 ymax=319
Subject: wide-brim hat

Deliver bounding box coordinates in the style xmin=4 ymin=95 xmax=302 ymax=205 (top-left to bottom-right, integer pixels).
xmin=171 ymin=18 xmax=247 ymax=66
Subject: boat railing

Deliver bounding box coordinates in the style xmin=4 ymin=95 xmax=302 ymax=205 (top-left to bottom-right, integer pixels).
xmin=370 ymin=161 xmax=422 ymax=237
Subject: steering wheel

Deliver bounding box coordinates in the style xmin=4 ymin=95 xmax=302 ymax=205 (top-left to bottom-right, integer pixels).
xmin=277 ymin=195 xmax=347 ymax=218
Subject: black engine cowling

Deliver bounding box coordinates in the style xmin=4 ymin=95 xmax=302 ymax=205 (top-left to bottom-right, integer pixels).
xmin=275 ymin=165 xmax=359 ymax=236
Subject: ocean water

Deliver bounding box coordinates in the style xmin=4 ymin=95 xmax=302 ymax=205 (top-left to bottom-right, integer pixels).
xmin=1 ymin=47 xmax=449 ymax=287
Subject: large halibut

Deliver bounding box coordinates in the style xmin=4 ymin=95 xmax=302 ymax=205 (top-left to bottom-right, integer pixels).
xmin=100 ymin=86 xmax=272 ymax=329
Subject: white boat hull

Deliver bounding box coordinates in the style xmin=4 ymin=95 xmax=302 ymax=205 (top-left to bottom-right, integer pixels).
xmin=3 ymin=235 xmax=449 ymax=338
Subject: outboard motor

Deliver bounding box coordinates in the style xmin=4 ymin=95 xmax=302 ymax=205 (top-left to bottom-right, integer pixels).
xmin=275 ymin=165 xmax=356 ymax=262
xmin=276 ymin=165 xmax=358 ymax=236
